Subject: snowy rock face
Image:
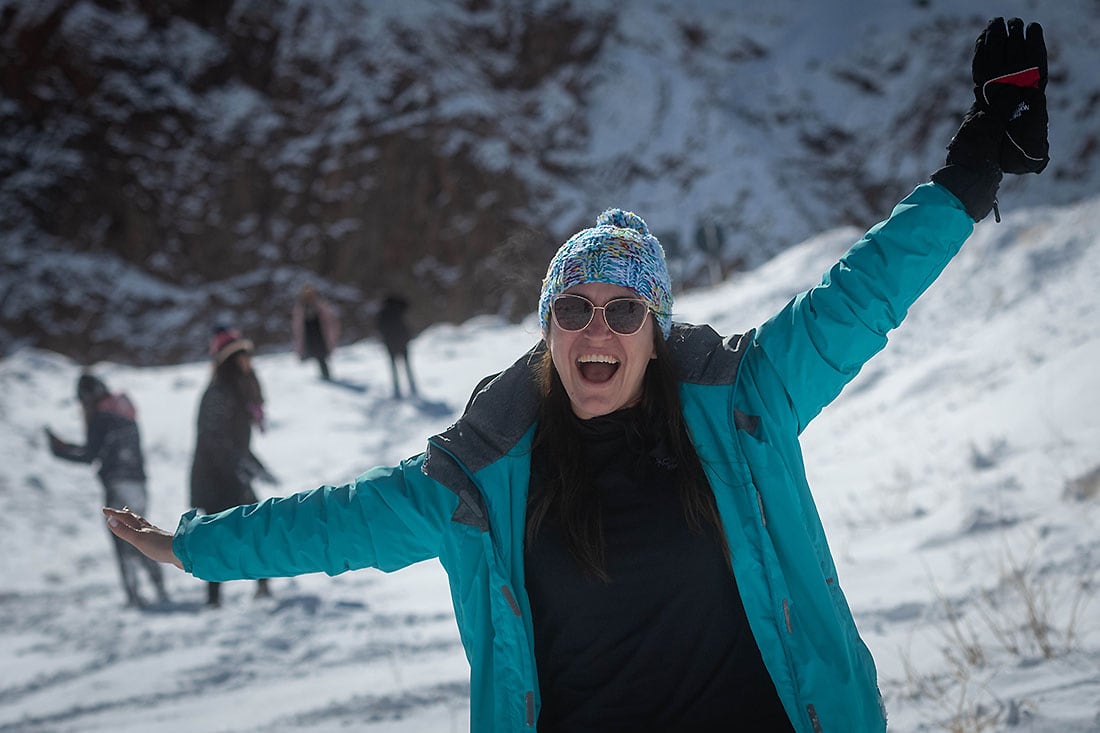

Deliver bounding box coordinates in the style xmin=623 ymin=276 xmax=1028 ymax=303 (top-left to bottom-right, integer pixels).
xmin=2 ymin=0 xmax=1098 ymax=365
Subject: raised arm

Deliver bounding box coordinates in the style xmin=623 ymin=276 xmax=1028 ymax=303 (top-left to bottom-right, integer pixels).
xmin=46 ymin=412 xmax=107 ymax=465
xmin=753 ymin=17 xmax=1049 ymax=432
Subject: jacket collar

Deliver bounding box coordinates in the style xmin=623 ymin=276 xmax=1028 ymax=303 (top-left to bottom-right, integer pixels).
xmin=422 ymin=323 xmax=751 ymax=529
xmin=423 ymin=342 xmax=544 ymax=530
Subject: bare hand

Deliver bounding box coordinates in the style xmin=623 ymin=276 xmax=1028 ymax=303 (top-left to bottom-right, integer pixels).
xmin=103 ymin=507 xmax=184 ymax=570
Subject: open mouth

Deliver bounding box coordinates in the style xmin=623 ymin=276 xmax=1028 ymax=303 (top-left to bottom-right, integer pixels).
xmin=577 ymin=354 xmax=620 ymax=384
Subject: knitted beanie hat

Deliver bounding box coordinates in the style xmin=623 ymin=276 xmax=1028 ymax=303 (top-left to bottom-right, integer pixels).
xmin=210 ymin=326 xmax=253 ymax=366
xmin=538 ymin=208 xmax=673 ymax=338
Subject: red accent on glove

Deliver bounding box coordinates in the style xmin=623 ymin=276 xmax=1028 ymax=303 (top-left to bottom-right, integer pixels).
xmin=986 ymin=67 xmax=1041 ymax=90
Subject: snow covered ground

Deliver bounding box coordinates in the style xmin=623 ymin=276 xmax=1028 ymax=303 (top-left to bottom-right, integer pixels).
xmin=1 ymin=192 xmax=1098 ymax=731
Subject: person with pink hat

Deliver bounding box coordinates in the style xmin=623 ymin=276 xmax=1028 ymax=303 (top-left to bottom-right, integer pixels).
xmin=188 ymin=326 xmax=277 ymax=607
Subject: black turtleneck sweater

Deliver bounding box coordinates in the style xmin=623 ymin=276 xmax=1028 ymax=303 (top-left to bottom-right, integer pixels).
xmin=524 ymin=408 xmax=794 ymax=732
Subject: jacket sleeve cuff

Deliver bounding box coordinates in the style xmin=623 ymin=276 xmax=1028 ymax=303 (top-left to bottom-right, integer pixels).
xmin=172 ymin=509 xmax=199 ymax=573
xmin=930 ymin=162 xmax=1003 ymax=222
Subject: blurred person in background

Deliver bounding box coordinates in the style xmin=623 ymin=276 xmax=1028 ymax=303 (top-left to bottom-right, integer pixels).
xmin=104 ymin=18 xmax=1049 ymax=731
xmin=376 ymin=294 xmax=419 ymax=398
xmin=292 ymin=283 xmax=340 ymax=382
xmin=189 ymin=326 xmax=278 ymax=607
xmin=46 ymin=373 xmax=168 ymax=608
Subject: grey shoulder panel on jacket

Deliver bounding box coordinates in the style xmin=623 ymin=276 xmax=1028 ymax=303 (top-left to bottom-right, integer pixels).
xmin=667 ymin=322 xmax=753 ymax=386
xmin=423 ymin=343 xmax=545 ymax=530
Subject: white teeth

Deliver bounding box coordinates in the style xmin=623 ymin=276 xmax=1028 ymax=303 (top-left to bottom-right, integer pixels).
xmin=577 ymin=354 xmax=619 ymax=364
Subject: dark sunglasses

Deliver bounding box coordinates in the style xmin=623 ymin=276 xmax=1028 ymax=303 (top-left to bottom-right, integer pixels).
xmin=550 ymin=293 xmax=651 ymax=336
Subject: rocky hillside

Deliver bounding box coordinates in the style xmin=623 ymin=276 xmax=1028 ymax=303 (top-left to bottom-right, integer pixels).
xmin=2 ymin=0 xmax=1098 ymax=365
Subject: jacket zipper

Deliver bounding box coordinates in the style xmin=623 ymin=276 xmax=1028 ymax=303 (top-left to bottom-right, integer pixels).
xmin=500 ymin=584 xmax=536 ymax=727
xmin=807 ymin=703 xmax=823 ymax=732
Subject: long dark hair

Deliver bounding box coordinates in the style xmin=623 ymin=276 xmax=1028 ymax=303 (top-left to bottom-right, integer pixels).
xmin=526 ymin=328 xmax=731 ymax=581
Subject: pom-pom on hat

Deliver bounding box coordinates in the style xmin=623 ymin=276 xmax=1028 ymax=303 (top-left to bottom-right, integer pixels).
xmin=538 ymin=208 xmax=673 ymax=338
xmin=210 ymin=326 xmax=253 ymax=366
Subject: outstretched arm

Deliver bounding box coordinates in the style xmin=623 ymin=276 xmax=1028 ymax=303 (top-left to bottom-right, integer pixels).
xmin=753 ymin=17 xmax=1049 ymax=432
xmin=103 ymin=507 xmax=183 ymax=570
xmin=45 ymin=424 xmax=98 ymax=464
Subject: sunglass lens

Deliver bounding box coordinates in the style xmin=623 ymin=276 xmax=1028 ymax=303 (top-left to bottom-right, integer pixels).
xmin=552 ymin=295 xmax=593 ymax=330
xmin=605 ymin=299 xmax=648 ymax=334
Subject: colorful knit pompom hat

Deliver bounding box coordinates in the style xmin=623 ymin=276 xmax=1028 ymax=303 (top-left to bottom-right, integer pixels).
xmin=538 ymin=208 xmax=673 ymax=338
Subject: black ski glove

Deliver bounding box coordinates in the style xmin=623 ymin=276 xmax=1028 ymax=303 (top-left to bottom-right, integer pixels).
xmin=973 ymin=17 xmax=1049 ymax=174
xmin=932 ymin=17 xmax=1050 ymax=222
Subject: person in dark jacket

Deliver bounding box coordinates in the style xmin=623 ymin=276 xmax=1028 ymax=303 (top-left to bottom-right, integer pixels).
xmin=292 ymin=283 xmax=340 ymax=381
xmin=46 ymin=373 xmax=168 ymax=608
xmin=189 ymin=327 xmax=277 ymax=606
xmin=376 ymin=294 xmax=418 ymax=398
xmin=106 ymin=18 xmax=1049 ymax=731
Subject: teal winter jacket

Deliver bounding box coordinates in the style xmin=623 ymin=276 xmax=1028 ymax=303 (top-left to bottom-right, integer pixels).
xmin=174 ymin=182 xmax=974 ymax=732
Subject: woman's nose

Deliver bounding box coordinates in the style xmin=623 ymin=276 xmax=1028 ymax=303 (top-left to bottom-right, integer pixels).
xmin=584 ymin=307 xmax=612 ymax=336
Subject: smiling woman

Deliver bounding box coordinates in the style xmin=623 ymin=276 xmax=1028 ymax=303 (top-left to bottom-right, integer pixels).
xmin=546 ymin=283 xmax=656 ymax=419
xmin=537 ymin=210 xmax=668 ymax=421
xmin=102 ymin=16 xmax=1051 ymax=733
xmin=525 ymin=210 xmax=794 ymax=729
